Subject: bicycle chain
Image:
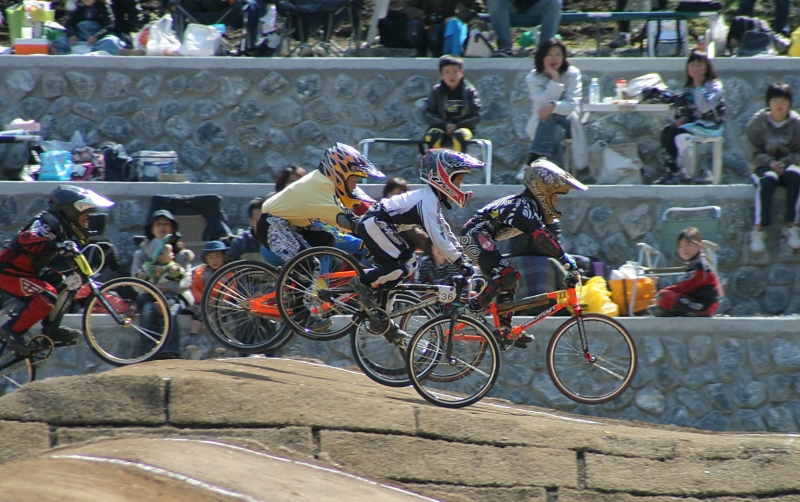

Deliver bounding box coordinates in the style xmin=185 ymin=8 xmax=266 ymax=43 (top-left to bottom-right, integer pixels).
xmin=0 ymin=335 xmax=55 ymax=381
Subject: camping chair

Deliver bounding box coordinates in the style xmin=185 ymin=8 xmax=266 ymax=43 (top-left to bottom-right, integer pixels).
xmin=276 ymin=0 xmax=360 ymax=56
xmin=166 ymin=0 xmax=258 ymax=54
xmin=629 ymin=205 xmax=721 ymax=315
xmin=148 ymin=194 xmax=235 ymax=264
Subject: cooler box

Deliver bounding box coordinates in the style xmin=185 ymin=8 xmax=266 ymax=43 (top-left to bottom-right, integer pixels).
xmin=6 ymin=2 xmax=55 ymax=44
xmin=14 ymin=38 xmax=50 ymax=55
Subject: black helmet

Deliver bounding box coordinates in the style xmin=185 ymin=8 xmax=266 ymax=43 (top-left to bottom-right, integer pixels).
xmin=48 ymin=186 xmax=114 ymax=245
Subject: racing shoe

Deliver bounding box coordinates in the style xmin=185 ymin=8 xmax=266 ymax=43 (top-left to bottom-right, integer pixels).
xmin=513 ymin=332 xmax=534 ymax=349
xmin=0 ymin=325 xmax=30 ymax=357
xmin=384 ymin=322 xmax=409 ymax=347
xmin=349 ymin=276 xmax=379 ymax=310
xmin=47 ymin=326 xmax=81 ymax=346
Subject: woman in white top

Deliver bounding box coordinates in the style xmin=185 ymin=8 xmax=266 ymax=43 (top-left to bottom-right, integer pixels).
xmin=524 ymin=38 xmax=588 ymax=172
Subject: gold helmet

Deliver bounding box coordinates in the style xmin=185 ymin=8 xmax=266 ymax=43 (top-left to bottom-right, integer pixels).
xmin=319 ymin=143 xmax=385 ymax=209
xmin=522 ymin=159 xmax=587 ymax=224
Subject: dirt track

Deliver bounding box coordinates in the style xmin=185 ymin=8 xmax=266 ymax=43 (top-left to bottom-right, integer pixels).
xmin=1 ymin=357 xmax=800 ymax=501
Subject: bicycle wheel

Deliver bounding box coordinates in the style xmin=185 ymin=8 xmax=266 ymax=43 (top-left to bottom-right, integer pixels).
xmin=547 ymin=313 xmax=637 ymax=405
xmin=407 ymin=315 xmax=500 ymax=408
xmin=0 ymin=342 xmax=34 ymax=397
xmin=202 ymin=260 xmax=292 ymax=353
xmin=351 ymin=291 xmax=438 ymax=387
xmin=83 ymin=277 xmax=172 ymax=365
xmin=277 ymin=246 xmax=362 ymax=341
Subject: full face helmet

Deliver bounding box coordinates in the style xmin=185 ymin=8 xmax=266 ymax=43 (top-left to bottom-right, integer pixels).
xmin=318 ymin=143 xmax=385 ymax=209
xmin=522 ymin=159 xmax=587 ymax=224
xmin=420 ymin=149 xmax=484 ymax=208
xmin=48 ymin=186 xmax=114 ymax=245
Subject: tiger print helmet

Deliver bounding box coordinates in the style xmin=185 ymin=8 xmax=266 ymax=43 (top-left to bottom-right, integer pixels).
xmin=318 ymin=143 xmax=384 ymax=208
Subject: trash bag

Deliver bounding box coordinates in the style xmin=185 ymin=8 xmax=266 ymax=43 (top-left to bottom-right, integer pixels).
xmin=571 ymin=276 xmax=619 ymax=317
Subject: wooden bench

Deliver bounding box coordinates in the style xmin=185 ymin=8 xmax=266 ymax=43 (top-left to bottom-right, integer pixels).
xmin=478 ymin=10 xmax=721 ymax=56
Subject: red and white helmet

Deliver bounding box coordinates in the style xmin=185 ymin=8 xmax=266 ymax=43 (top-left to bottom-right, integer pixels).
xmin=419 ymin=149 xmax=484 ymax=208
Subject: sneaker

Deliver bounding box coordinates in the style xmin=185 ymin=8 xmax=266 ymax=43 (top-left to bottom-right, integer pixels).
xmin=647 ymin=305 xmax=670 ymax=317
xmin=513 ymin=332 xmax=534 ymax=349
xmin=653 ymin=173 xmax=685 ymax=185
xmin=349 ymin=276 xmax=379 ymax=310
xmin=310 ymin=317 xmax=334 ymax=332
xmin=750 ymin=229 xmax=766 ymax=254
xmin=492 ymin=48 xmax=513 ymax=58
xmin=47 ymin=326 xmax=81 ymax=346
xmin=186 ymin=334 xmax=200 ymax=353
xmin=607 ymin=33 xmax=630 ymax=48
xmin=783 ymin=226 xmax=800 ymax=250
xmin=0 ymin=326 xmax=30 ymax=357
xmin=384 ymin=322 xmax=408 ymax=347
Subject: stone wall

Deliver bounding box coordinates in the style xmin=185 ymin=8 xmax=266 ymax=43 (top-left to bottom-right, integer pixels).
xmin=1 ymin=57 xmax=800 ymax=183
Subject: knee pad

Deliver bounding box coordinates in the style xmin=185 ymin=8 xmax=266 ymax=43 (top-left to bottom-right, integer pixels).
xmin=498 ymin=267 xmax=520 ymax=291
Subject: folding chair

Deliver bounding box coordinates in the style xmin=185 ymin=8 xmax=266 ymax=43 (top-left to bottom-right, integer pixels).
xmin=629 ymin=205 xmax=721 ymax=315
xmin=148 ymin=194 xmax=234 ymax=263
xmin=276 ymin=0 xmax=359 ymax=56
xmin=167 ymin=0 xmax=257 ymax=54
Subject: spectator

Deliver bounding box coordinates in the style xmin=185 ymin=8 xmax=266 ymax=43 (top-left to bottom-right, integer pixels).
xmin=131 ymin=209 xmax=194 ymax=359
xmin=487 ymin=0 xmax=562 ymax=56
xmin=608 ymin=0 xmax=667 ymax=48
xmin=423 ymin=55 xmax=482 ymax=153
xmin=111 ymin=0 xmax=148 ymax=48
xmin=187 ymin=240 xmax=229 ymax=356
xmin=648 ymin=227 xmax=722 ymax=317
xmin=378 ymin=0 xmax=483 ymax=57
xmin=737 ymin=0 xmax=790 ymax=36
xmin=274 ymin=165 xmax=307 ymax=193
xmin=51 ymin=0 xmax=125 ymax=55
xmin=415 ymin=242 xmax=460 ymax=285
xmin=524 ymin=38 xmax=588 ymax=171
xmin=655 ymin=51 xmax=725 ymax=185
xmin=744 ymin=82 xmax=800 ymax=253
xmin=228 ymin=197 xmax=267 ymax=262
xmin=383 ymin=178 xmax=410 ymax=199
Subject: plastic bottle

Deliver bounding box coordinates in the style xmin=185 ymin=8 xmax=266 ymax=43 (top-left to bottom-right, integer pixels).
xmin=615 ymin=78 xmax=627 ymax=101
xmin=589 ymin=78 xmax=600 ymax=104
xmin=21 ymin=7 xmax=34 ymax=39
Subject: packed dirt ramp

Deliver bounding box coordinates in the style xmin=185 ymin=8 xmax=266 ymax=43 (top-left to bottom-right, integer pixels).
xmin=1 ymin=357 xmax=800 ymax=502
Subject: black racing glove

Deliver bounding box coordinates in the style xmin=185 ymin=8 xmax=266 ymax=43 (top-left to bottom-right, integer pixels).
xmin=56 ymin=240 xmax=80 ymax=257
xmin=456 ymin=255 xmax=474 ymax=278
xmin=563 ymin=269 xmax=582 ymax=288
xmin=335 ymin=212 xmax=360 ymax=233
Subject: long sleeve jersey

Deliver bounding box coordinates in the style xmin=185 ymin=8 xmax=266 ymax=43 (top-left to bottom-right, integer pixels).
xmin=662 ymin=252 xmax=721 ymax=308
xmin=0 ymin=211 xmax=66 ymax=276
xmin=462 ymin=192 xmax=567 ymax=261
xmin=370 ymin=186 xmax=462 ymax=263
xmin=261 ymin=170 xmax=353 ymax=232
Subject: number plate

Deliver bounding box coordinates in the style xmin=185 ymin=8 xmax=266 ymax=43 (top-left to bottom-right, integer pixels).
xmin=437 ymin=285 xmax=457 ymax=303
xmin=65 ymin=272 xmax=82 ymax=291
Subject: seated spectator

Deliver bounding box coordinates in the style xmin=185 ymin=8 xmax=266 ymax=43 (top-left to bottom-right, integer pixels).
xmin=415 ymin=242 xmax=460 ymax=286
xmin=131 ymin=209 xmax=194 ymax=359
xmin=187 ymin=240 xmax=229 ymax=356
xmin=648 ymin=227 xmax=722 ymax=317
xmin=228 ymin=197 xmax=266 ymax=262
xmin=111 ymin=0 xmax=148 ymax=48
xmin=655 ymin=51 xmax=725 ymax=185
xmin=51 ymin=0 xmax=125 ymax=55
xmin=378 ymin=0 xmax=483 ymax=57
xmin=423 ymin=55 xmax=482 ymax=154
xmin=383 ymin=177 xmax=410 ymax=199
xmin=274 ymin=165 xmax=307 ymax=193
xmin=745 ymin=82 xmax=800 ymax=253
xmin=487 ymin=0 xmax=561 ymax=56
xmin=524 ymin=38 xmax=588 ymax=171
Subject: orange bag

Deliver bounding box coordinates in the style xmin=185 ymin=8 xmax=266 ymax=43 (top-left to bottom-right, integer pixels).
xmin=608 ymin=278 xmax=656 ymax=316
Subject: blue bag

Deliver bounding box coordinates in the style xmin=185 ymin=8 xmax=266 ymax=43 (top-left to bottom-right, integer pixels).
xmin=38 ymin=150 xmax=73 ymax=181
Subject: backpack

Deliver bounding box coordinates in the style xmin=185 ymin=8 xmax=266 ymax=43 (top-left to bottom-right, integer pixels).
xmin=99 ymin=141 xmax=136 ymax=181
xmin=646 ymin=19 xmax=689 ymax=57
xmin=727 ymin=16 xmax=772 ymax=55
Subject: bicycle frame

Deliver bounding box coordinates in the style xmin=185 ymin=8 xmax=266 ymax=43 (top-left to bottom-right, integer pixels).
xmin=490 ymin=287 xmax=581 ymax=337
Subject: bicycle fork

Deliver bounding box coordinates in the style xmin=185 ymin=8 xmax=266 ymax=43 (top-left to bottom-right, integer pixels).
xmin=569 ymin=290 xmax=596 ymax=364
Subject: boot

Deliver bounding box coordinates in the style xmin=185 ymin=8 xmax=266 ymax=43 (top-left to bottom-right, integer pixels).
xmin=0 ymin=324 xmax=30 ymax=357
xmin=349 ymin=276 xmax=379 ymax=310
xmin=47 ymin=326 xmax=81 ymax=346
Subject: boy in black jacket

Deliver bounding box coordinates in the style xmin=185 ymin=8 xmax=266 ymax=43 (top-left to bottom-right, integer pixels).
xmin=51 ymin=0 xmax=124 ymax=55
xmin=423 ymin=55 xmax=482 ymax=153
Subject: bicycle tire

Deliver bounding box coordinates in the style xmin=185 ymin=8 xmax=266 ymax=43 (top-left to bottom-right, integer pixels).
xmin=546 ymin=313 xmax=637 ymax=405
xmin=83 ymin=277 xmax=172 ymax=365
xmin=0 ymin=342 xmax=34 ymax=397
xmin=276 ymin=246 xmax=361 ymax=341
xmin=407 ymin=315 xmax=500 ymax=409
xmin=202 ymin=260 xmax=292 ymax=353
xmin=351 ymin=291 xmax=438 ymax=387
